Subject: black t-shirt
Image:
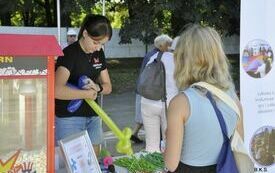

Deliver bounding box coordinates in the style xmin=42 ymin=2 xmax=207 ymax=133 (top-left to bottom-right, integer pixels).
xmin=55 ymin=41 xmax=107 ymax=117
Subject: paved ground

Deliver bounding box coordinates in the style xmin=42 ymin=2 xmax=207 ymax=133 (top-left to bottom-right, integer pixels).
xmin=100 ymin=91 xmax=145 ymax=156
xmin=102 ymin=91 xmax=136 ymax=130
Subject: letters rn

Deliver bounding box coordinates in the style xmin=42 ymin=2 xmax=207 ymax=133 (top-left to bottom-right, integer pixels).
xmin=0 ymin=56 xmax=13 ymax=63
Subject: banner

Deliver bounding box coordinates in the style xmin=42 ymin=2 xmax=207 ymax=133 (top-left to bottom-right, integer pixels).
xmin=240 ymin=0 xmax=275 ymax=172
xmin=0 ymin=56 xmax=47 ymax=76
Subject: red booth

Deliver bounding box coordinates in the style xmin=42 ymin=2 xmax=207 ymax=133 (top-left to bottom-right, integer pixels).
xmin=0 ymin=34 xmax=62 ymax=173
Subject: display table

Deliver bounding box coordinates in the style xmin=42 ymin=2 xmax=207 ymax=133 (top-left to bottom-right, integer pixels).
xmin=55 ymin=145 xmax=129 ymax=173
xmin=56 ymin=166 xmax=127 ymax=173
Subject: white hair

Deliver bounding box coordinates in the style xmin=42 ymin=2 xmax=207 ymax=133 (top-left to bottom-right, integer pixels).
xmin=154 ymin=34 xmax=172 ymax=49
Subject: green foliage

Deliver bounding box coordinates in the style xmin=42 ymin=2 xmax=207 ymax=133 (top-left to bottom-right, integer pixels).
xmin=117 ymin=0 xmax=240 ymax=45
xmin=118 ymin=0 xmax=170 ymax=45
xmin=99 ymin=148 xmax=111 ymax=158
xmin=70 ymin=12 xmax=87 ymax=26
xmin=0 ymin=0 xmax=57 ymax=26
xmin=90 ymin=1 xmax=128 ymax=29
xmin=167 ymin=0 xmax=240 ymax=36
xmin=114 ymin=152 xmax=164 ymax=173
xmin=107 ymin=58 xmax=141 ymax=93
xmin=11 ymin=11 xmax=23 ymax=26
xmin=0 ymin=0 xmax=18 ymax=14
xmin=0 ymin=0 xmax=240 ymax=44
xmin=161 ymin=10 xmax=172 ymax=34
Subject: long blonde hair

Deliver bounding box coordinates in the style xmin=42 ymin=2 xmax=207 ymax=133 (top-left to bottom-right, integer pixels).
xmin=174 ymin=24 xmax=233 ymax=90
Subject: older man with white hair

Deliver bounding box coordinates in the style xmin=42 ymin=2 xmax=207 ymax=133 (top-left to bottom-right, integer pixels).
xmin=134 ymin=34 xmax=179 ymax=152
xmin=132 ymin=34 xmax=174 ymax=144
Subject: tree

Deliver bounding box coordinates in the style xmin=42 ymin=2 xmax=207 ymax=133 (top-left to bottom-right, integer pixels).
xmin=0 ymin=0 xmax=56 ymax=26
xmin=167 ymin=0 xmax=240 ymax=36
xmin=0 ymin=0 xmax=18 ymax=25
xmin=0 ymin=0 xmax=99 ymax=27
xmin=118 ymin=0 xmax=240 ymax=46
xmin=60 ymin=0 xmax=97 ymax=27
xmin=0 ymin=0 xmax=240 ymax=38
xmin=118 ymin=0 xmax=170 ymax=50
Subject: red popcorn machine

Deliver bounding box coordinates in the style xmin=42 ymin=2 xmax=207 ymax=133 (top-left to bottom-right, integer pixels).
xmin=0 ymin=34 xmax=63 ymax=173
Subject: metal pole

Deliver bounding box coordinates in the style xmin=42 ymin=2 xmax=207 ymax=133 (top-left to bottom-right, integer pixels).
xmin=99 ymin=0 xmax=106 ymax=107
xmin=57 ymin=0 xmax=61 ymax=44
xmin=102 ymin=0 xmax=106 ymax=16
xmin=1 ymin=80 xmax=3 ymax=124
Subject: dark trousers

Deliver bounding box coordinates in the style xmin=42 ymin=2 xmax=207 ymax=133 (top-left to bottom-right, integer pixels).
xmin=168 ymin=162 xmax=216 ymax=173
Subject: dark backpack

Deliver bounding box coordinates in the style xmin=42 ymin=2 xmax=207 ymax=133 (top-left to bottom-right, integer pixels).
xmin=136 ymin=52 xmax=166 ymax=101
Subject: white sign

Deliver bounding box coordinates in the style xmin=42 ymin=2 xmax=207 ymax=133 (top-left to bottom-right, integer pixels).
xmin=241 ymin=0 xmax=275 ymax=172
xmin=59 ymin=131 xmax=102 ymax=173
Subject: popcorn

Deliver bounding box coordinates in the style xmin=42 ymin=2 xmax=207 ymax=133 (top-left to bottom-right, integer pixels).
xmin=1 ymin=147 xmax=47 ymax=173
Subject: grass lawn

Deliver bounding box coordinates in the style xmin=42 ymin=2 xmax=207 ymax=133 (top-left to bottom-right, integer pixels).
xmin=107 ymin=55 xmax=240 ymax=94
xmin=107 ymin=58 xmax=142 ymax=94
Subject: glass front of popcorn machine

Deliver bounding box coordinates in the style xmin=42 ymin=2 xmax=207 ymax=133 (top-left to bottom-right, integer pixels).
xmin=0 ymin=55 xmax=55 ymax=173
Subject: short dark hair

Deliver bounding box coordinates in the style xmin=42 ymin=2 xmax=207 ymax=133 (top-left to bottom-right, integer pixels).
xmin=78 ymin=14 xmax=112 ymax=40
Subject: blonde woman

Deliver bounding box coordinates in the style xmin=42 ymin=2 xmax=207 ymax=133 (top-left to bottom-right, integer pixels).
xmin=164 ymin=24 xmax=244 ymax=172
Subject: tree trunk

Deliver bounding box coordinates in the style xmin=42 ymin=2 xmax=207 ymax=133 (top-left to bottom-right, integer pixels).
xmin=45 ymin=0 xmax=53 ymax=26
xmin=52 ymin=0 xmax=57 ymax=26
xmin=0 ymin=12 xmax=11 ymax=26
xmin=30 ymin=8 xmax=35 ymax=26
xmin=61 ymin=13 xmax=71 ymax=27
xmin=60 ymin=0 xmax=71 ymax=27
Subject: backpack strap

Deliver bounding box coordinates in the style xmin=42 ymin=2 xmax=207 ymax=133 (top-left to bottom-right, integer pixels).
xmin=157 ymin=52 xmax=168 ymax=117
xmin=206 ymin=91 xmax=229 ymax=140
xmin=155 ymin=51 xmax=164 ymax=61
xmin=140 ymin=48 xmax=160 ymax=72
xmin=152 ymin=52 xmax=166 ymax=102
xmin=153 ymin=51 xmax=168 ymax=115
xmin=162 ymin=59 xmax=168 ymax=117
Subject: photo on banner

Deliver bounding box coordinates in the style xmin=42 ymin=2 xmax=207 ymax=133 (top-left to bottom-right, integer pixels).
xmin=249 ymin=126 xmax=275 ymax=167
xmin=242 ymin=39 xmax=273 ymax=78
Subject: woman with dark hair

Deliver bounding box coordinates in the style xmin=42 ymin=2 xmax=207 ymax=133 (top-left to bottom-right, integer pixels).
xmin=55 ymin=14 xmax=112 ymax=156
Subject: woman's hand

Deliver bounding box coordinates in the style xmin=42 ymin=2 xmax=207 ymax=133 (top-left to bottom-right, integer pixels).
xmin=82 ymin=78 xmax=100 ymax=92
xmin=87 ymin=88 xmax=98 ymax=100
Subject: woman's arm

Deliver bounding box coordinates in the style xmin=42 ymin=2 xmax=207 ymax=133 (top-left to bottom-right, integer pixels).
xmin=55 ymin=66 xmax=98 ymax=100
xmin=164 ymin=94 xmax=189 ymax=172
xmin=97 ymin=68 xmax=112 ymax=95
